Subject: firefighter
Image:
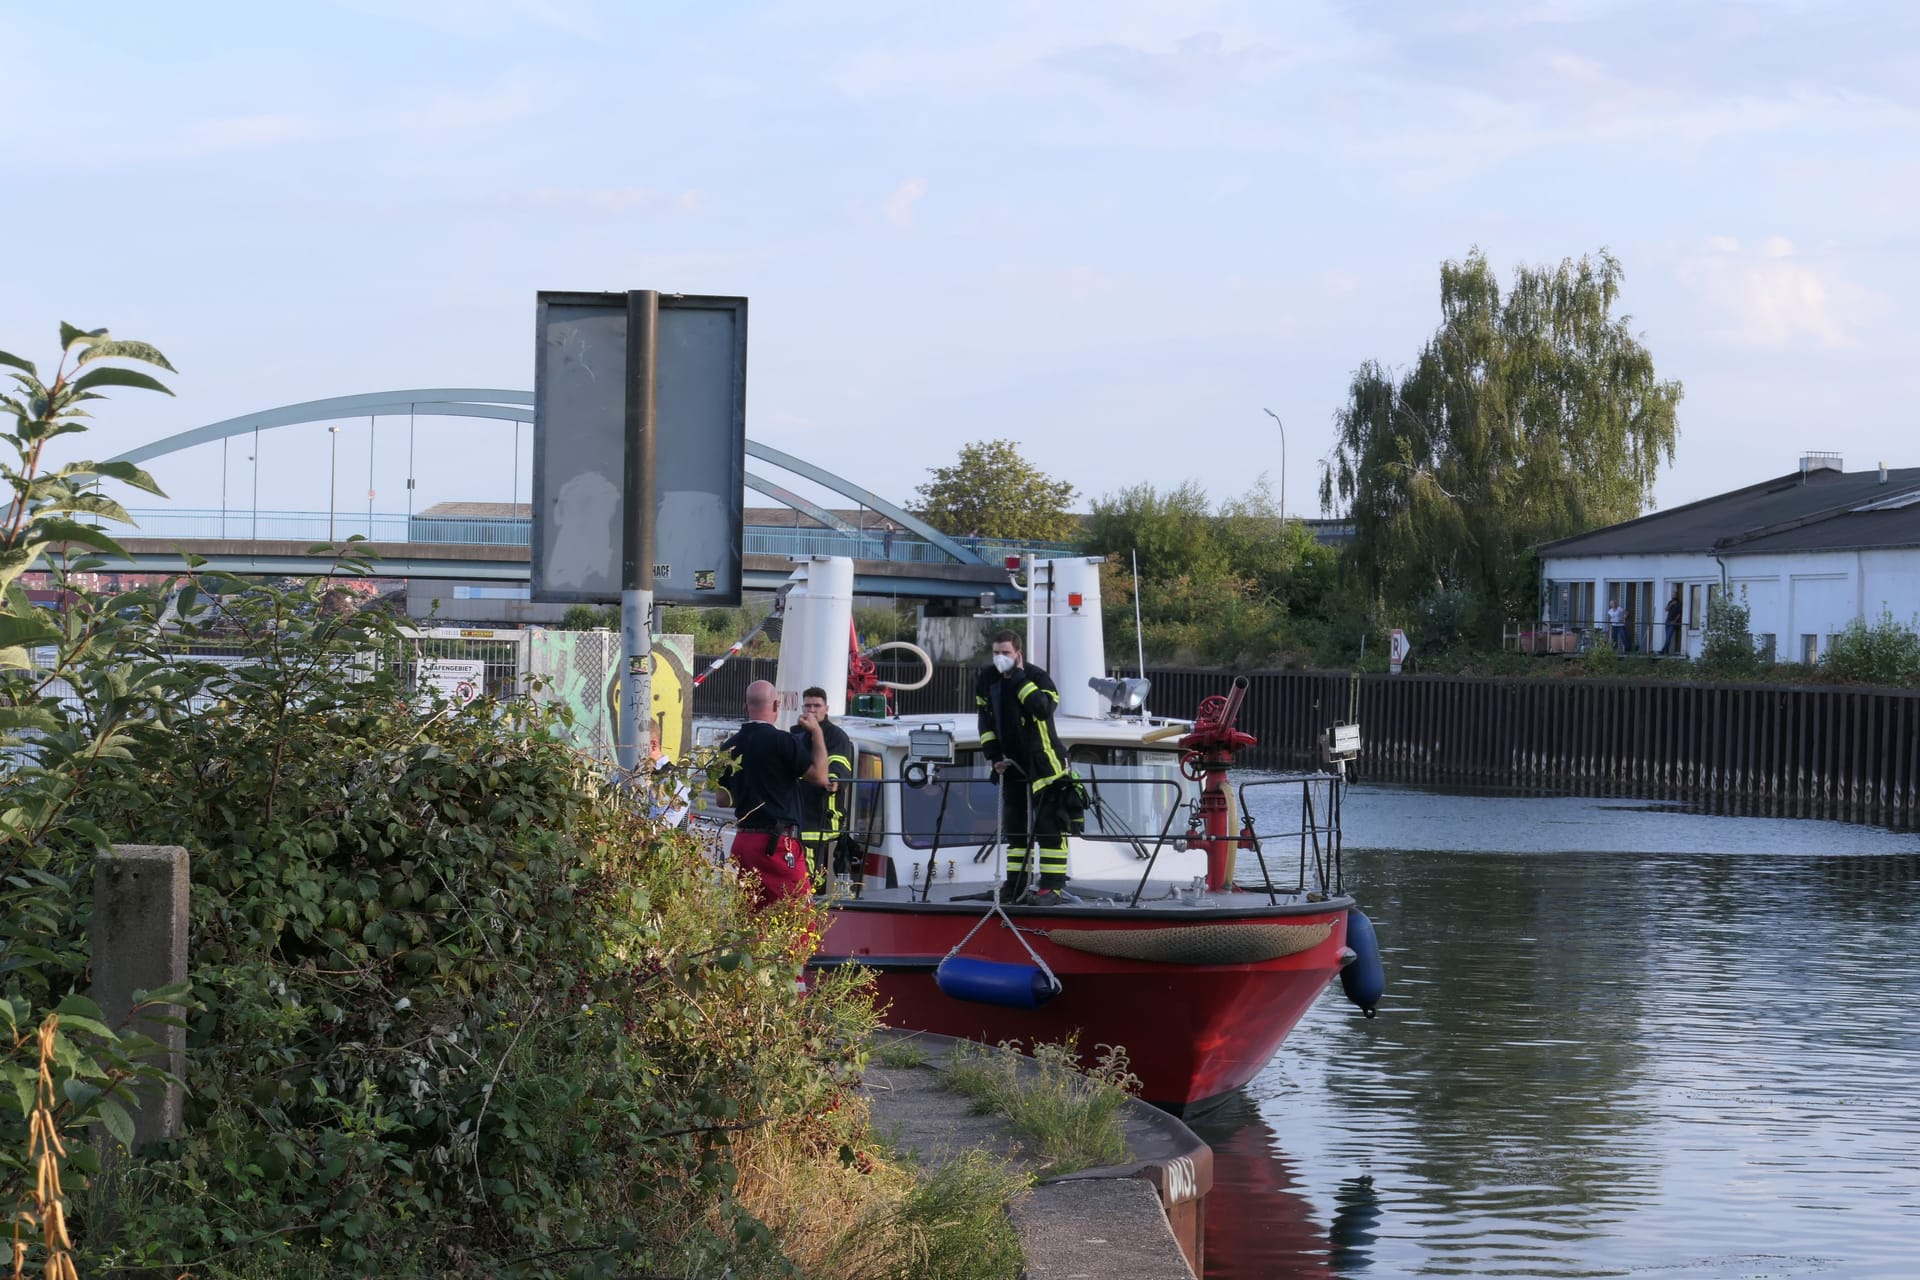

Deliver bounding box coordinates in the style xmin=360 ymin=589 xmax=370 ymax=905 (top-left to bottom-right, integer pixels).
xmin=794 ymin=685 xmax=855 ymax=891
xmin=715 ymin=680 xmax=828 ymax=906
xmin=975 ymin=628 xmax=1078 ymax=902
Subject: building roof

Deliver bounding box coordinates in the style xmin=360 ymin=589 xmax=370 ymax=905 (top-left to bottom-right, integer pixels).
xmin=417 ymin=501 xmax=531 ymax=519
xmin=1539 ymin=465 xmax=1920 ymax=558
xmin=1720 ymin=499 xmax=1920 ymax=555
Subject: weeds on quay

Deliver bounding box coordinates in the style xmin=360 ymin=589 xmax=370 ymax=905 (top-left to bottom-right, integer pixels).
xmin=941 ymin=1038 xmax=1142 ymax=1176
xmin=872 ymin=1035 xmax=931 ymax=1070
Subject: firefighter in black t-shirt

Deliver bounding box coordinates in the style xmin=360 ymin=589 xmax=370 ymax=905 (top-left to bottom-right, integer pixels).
xmin=716 ymin=679 xmax=827 ymax=905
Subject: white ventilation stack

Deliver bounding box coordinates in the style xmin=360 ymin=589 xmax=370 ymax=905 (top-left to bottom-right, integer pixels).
xmin=772 ymin=556 xmax=853 ymax=725
xmin=1026 ymin=556 xmax=1110 ymax=721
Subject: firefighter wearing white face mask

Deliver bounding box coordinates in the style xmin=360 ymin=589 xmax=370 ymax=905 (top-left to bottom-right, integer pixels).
xmin=975 ymin=628 xmax=1071 ymax=900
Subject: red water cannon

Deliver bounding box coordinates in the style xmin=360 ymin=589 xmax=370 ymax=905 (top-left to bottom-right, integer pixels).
xmin=1179 ymin=676 xmax=1257 ymax=891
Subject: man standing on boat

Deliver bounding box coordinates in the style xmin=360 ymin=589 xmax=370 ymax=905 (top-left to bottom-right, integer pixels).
xmin=977 ymin=629 xmax=1073 ymax=903
xmin=715 ymin=679 xmax=829 ymax=906
xmin=794 ymin=685 xmax=855 ymax=891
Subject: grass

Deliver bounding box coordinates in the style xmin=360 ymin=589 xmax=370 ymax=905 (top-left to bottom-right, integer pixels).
xmin=873 ymin=1034 xmax=931 ymax=1069
xmin=733 ymin=1094 xmax=1027 ymax=1280
xmin=940 ymin=1037 xmax=1142 ymax=1176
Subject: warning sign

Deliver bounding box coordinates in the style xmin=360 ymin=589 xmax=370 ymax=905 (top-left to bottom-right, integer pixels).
xmin=1389 ymin=628 xmax=1411 ymax=675
xmin=419 ymin=658 xmax=486 ymax=706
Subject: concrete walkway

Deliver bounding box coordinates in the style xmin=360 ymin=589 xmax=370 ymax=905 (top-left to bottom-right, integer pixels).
xmin=860 ymin=1032 xmax=1208 ymax=1280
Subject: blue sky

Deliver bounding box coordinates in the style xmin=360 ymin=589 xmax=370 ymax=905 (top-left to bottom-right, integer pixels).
xmin=5 ymin=0 xmax=1916 ymax=526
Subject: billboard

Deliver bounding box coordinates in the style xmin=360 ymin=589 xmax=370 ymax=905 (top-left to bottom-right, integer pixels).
xmin=530 ymin=292 xmax=747 ymax=606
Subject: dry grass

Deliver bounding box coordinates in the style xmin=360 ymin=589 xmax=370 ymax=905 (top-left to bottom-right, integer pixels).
xmin=733 ymin=1094 xmax=1026 ymax=1280
xmin=10 ymin=1017 xmax=79 ymax=1280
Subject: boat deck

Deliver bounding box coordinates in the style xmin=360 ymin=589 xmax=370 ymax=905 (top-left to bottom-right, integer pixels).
xmin=825 ymin=877 xmax=1351 ymax=921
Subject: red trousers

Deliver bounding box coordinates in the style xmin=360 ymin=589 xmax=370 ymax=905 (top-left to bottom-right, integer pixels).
xmin=732 ymin=829 xmax=811 ymax=906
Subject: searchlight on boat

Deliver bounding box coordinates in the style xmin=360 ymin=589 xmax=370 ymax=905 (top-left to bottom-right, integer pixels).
xmin=1088 ymin=675 xmax=1152 ymax=715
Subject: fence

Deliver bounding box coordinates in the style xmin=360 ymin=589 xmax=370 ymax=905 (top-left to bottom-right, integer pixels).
xmin=115 ymin=508 xmax=1077 ymax=565
xmin=692 ymin=660 xmax=1920 ymax=829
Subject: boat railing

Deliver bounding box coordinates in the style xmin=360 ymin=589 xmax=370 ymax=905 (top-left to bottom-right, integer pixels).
xmin=1230 ymin=774 xmax=1347 ymax=901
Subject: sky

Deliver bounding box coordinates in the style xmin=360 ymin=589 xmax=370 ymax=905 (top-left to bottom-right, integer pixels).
xmin=5 ymin=0 xmax=1917 ymax=528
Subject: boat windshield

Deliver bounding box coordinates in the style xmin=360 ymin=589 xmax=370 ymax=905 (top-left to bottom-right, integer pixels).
xmin=1069 ymin=746 xmax=1187 ymax=842
xmin=899 ymin=750 xmax=1001 ymax=850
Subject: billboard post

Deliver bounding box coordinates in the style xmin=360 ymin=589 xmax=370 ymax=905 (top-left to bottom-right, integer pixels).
xmin=620 ymin=290 xmax=658 ymax=773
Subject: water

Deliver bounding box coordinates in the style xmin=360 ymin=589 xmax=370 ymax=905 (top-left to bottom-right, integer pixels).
xmin=1192 ymin=784 xmax=1920 ymax=1279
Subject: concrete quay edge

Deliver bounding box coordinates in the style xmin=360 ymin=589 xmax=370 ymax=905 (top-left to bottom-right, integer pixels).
xmin=860 ymin=1030 xmax=1211 ymax=1280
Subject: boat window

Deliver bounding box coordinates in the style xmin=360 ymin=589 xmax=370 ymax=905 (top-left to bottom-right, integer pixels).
xmin=1067 ymin=746 xmax=1186 ymax=842
xmin=850 ymin=750 xmax=886 ymax=850
xmin=900 ymin=749 xmax=1001 ymax=850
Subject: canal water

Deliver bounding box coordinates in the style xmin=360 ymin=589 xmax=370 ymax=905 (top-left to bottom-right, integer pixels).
xmin=1194 ymin=785 xmax=1920 ymax=1278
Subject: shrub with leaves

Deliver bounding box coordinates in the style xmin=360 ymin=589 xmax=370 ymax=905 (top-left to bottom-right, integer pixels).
xmin=1 ymin=323 xmax=942 ymax=1278
xmin=1698 ymin=591 xmax=1758 ymax=677
xmin=1822 ymin=611 xmax=1920 ymax=687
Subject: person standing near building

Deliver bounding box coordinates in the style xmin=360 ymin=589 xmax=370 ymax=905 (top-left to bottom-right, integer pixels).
xmin=1663 ymin=585 xmax=1684 ymax=655
xmin=715 ymin=680 xmax=828 ymax=906
xmin=1607 ymin=597 xmax=1627 ymax=650
xmin=976 ymin=629 xmax=1076 ymax=902
xmin=794 ymin=685 xmax=855 ymax=891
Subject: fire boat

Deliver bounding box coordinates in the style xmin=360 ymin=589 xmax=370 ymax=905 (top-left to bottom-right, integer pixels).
xmin=713 ymin=554 xmax=1383 ymax=1113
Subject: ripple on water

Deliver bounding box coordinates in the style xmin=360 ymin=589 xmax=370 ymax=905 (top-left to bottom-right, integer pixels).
xmin=1189 ymin=784 xmax=1920 ymax=1278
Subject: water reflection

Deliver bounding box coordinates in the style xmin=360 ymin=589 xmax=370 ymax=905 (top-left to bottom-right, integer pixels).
xmin=1195 ymin=786 xmax=1920 ymax=1278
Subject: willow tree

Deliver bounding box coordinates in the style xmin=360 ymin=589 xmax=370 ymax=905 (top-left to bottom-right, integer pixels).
xmin=1320 ymin=249 xmax=1682 ymax=638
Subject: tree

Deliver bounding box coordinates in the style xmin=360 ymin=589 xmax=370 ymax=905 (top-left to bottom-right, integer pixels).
xmin=910 ymin=439 xmax=1078 ymax=541
xmin=1321 ymin=249 xmax=1682 ymax=640
xmin=1083 ymin=477 xmax=1339 ymax=666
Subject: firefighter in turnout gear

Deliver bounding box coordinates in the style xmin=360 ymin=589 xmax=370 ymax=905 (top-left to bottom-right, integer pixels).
xmin=794 ymin=685 xmax=855 ymax=891
xmin=976 ymin=628 xmax=1075 ymax=902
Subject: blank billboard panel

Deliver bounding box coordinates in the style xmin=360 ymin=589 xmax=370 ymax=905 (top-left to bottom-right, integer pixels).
xmin=530 ymin=292 xmax=746 ymax=605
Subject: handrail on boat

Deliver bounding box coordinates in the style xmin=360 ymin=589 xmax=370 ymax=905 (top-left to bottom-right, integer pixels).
xmin=1231 ymin=774 xmax=1347 ymax=899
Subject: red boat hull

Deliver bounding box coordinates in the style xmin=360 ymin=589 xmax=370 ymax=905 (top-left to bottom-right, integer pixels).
xmin=817 ymin=899 xmax=1349 ymax=1110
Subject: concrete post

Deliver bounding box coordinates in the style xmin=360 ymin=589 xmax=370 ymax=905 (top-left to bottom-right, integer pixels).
xmin=90 ymin=844 xmax=189 ymax=1148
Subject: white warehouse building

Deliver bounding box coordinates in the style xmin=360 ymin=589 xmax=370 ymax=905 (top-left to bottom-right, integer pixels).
xmin=1534 ymin=454 xmax=1920 ymax=663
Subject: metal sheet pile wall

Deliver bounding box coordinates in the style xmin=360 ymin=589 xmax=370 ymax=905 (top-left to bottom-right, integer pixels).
xmin=694 ymin=659 xmax=1920 ymax=829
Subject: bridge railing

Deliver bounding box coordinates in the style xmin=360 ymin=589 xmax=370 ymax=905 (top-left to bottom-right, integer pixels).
xmin=114 ymin=509 xmax=1080 ymax=564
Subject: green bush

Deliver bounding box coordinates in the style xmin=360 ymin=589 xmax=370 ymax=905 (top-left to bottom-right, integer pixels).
xmin=5 ymin=323 xmax=969 ymax=1279
xmin=1822 ymin=612 xmax=1920 ymax=686
xmin=558 ymin=602 xmax=617 ymax=630
xmin=1699 ymin=591 xmax=1758 ymax=677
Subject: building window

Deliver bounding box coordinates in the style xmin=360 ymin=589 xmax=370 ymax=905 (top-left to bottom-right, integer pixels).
xmin=1800 ymin=634 xmax=1818 ymax=664
xmin=1755 ymin=633 xmax=1776 ymax=662
xmin=1548 ymin=580 xmax=1596 ymax=625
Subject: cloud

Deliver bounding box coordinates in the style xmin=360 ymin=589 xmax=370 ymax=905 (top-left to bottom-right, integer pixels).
xmin=327 ymin=0 xmax=597 ymax=39
xmin=1045 ymin=31 xmax=1274 ymax=98
xmin=882 ymin=177 xmax=929 ymax=228
xmin=177 ymin=73 xmax=545 ymax=157
xmin=1678 ymin=236 xmax=1885 ymax=349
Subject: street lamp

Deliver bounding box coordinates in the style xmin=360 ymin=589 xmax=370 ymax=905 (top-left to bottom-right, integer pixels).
xmin=1262 ymin=408 xmax=1286 ymax=522
xmin=328 ymin=426 xmax=340 ymax=542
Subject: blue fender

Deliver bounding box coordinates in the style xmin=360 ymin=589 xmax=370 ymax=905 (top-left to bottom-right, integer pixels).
xmin=935 ymin=957 xmax=1060 ymax=1009
xmin=1340 ymin=908 xmax=1384 ymax=1017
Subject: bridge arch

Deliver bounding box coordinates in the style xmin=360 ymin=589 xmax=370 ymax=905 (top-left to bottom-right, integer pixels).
xmin=106 ymin=390 xmax=985 ymax=565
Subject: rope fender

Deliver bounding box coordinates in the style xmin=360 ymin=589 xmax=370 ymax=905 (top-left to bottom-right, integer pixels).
xmin=1047 ymin=921 xmax=1332 ymax=965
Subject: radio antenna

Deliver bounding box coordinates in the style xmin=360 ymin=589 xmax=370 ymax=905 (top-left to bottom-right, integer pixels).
xmin=1131 ymin=549 xmax=1148 ymax=720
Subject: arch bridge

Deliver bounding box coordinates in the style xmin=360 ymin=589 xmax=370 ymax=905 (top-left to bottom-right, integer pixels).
xmin=100 ymin=390 xmax=1044 ymax=601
